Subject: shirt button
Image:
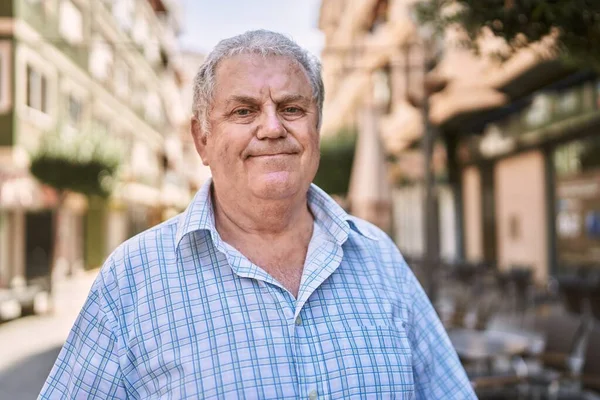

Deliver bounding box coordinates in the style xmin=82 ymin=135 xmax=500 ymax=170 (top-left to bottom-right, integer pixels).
xmin=295 ymin=316 xmax=302 ymax=326
xmin=308 ymin=389 xmax=318 ymax=400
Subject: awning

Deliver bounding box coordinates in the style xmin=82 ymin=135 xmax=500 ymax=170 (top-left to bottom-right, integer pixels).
xmin=0 ymin=172 xmax=58 ymax=210
xmin=117 ymin=182 xmax=162 ymax=208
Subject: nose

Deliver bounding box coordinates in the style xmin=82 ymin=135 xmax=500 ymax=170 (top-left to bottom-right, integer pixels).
xmin=257 ymin=108 xmax=286 ymax=140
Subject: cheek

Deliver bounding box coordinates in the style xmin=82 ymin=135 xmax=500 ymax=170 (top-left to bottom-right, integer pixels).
xmin=305 ymin=132 xmax=320 ymax=158
xmin=212 ymin=139 xmax=235 ymax=166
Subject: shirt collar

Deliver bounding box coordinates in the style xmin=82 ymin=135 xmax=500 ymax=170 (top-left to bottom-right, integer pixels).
xmin=175 ymin=178 xmax=378 ymax=250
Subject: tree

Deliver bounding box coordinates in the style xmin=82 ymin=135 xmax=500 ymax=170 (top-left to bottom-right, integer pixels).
xmin=416 ymin=0 xmax=600 ymax=70
xmin=313 ymin=128 xmax=357 ymax=197
xmin=29 ymin=129 xmax=122 ymax=279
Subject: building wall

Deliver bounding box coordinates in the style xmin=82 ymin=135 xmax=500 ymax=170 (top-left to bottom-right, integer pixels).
xmin=439 ymin=185 xmax=458 ymax=260
xmin=0 ymin=211 xmax=12 ymax=286
xmin=494 ymin=150 xmax=548 ymax=282
xmin=0 ymin=0 xmax=187 ymax=286
xmin=392 ymin=183 xmax=457 ymax=260
xmin=392 ymin=185 xmax=424 ymax=257
xmin=106 ymin=207 xmax=128 ymax=255
xmin=462 ymin=166 xmax=483 ymax=261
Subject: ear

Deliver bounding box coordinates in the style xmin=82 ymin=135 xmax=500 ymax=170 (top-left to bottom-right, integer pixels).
xmin=191 ymin=117 xmax=210 ymax=166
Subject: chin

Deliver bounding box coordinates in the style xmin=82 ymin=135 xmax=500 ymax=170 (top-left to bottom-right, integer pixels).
xmin=251 ymin=172 xmax=301 ymax=200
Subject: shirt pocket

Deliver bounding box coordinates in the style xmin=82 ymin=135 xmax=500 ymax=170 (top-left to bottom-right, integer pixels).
xmin=315 ymin=322 xmax=415 ymax=399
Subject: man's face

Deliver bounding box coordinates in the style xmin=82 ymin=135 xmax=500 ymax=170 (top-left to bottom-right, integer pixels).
xmin=194 ymin=54 xmax=320 ymax=201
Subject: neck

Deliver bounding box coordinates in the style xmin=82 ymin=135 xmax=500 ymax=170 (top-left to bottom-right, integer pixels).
xmin=212 ymin=184 xmax=314 ymax=244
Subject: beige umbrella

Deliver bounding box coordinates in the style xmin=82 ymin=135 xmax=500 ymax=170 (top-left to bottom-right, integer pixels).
xmin=348 ymin=104 xmax=392 ymax=232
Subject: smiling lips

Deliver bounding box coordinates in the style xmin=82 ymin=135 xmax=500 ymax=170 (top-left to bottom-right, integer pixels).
xmin=249 ymin=152 xmax=296 ymax=158
xmin=243 ymin=140 xmax=302 ymax=159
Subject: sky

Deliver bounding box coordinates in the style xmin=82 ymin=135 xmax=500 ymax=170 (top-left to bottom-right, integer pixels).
xmin=178 ymin=0 xmax=324 ymax=58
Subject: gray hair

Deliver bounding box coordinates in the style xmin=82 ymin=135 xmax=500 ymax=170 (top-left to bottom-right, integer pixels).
xmin=192 ymin=30 xmax=324 ymax=135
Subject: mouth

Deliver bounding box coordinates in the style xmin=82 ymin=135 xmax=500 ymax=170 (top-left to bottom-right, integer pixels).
xmin=248 ymin=153 xmax=296 ymax=159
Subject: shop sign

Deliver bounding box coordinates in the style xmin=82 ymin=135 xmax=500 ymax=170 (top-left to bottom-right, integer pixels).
xmin=555 ymin=89 xmax=580 ymax=117
xmin=524 ymin=93 xmax=553 ymax=128
xmin=479 ymin=124 xmax=516 ymax=158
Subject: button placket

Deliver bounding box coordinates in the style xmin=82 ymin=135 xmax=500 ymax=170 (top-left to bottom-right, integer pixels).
xmin=308 ymin=389 xmax=318 ymax=400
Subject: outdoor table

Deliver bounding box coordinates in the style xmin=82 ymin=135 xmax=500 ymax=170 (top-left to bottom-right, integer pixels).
xmin=449 ymin=328 xmax=544 ymax=376
xmin=449 ymin=329 xmax=530 ymax=361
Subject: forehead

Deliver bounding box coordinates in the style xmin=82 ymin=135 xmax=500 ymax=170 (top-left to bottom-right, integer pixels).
xmin=213 ymin=54 xmax=313 ymax=101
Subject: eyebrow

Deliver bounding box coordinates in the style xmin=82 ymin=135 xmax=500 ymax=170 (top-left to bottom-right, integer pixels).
xmin=274 ymin=94 xmax=312 ymax=105
xmin=225 ymin=95 xmax=261 ymax=108
xmin=224 ymin=94 xmax=312 ymax=107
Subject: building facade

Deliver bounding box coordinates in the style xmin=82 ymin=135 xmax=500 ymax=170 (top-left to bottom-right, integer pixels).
xmin=451 ymin=72 xmax=600 ymax=283
xmin=318 ymin=0 xmax=459 ymax=261
xmin=0 ymin=0 xmax=191 ymax=296
xmin=318 ymin=0 xmax=590 ymax=285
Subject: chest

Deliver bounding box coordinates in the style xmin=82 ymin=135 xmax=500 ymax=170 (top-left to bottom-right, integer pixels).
xmin=236 ymin=240 xmax=309 ymax=296
xmin=123 ymin=264 xmax=415 ymax=399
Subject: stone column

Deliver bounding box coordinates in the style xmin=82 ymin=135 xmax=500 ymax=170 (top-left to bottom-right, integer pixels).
xmin=11 ymin=209 xmax=25 ymax=287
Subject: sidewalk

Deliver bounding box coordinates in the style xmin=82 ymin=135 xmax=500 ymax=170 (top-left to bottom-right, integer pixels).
xmin=0 ymin=269 xmax=99 ymax=399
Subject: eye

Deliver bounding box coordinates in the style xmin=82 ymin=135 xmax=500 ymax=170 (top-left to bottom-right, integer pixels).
xmin=282 ymin=107 xmax=301 ymax=114
xmin=234 ymin=108 xmax=252 ymax=116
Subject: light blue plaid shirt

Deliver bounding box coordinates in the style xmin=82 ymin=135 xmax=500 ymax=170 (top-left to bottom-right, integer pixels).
xmin=40 ymin=180 xmax=475 ymax=399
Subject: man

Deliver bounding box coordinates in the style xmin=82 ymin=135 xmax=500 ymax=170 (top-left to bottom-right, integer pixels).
xmin=40 ymin=30 xmax=475 ymax=399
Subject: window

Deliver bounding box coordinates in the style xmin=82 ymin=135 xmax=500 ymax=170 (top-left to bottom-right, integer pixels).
xmin=368 ymin=0 xmax=389 ymax=32
xmin=524 ymin=93 xmax=552 ymax=128
xmin=89 ymin=36 xmax=113 ymax=81
xmin=113 ymin=0 xmax=134 ymax=32
xmin=554 ymin=136 xmax=600 ymax=268
xmin=372 ymin=65 xmax=392 ymax=114
xmin=132 ymin=83 xmax=145 ymax=111
xmin=26 ymin=65 xmax=48 ymax=113
xmin=144 ymin=35 xmax=160 ymax=64
xmin=67 ymin=94 xmax=82 ymax=126
xmin=132 ymin=15 xmax=149 ymax=45
xmin=59 ymin=0 xmax=83 ymax=44
xmin=144 ymin=91 xmax=164 ymax=126
xmin=0 ymin=41 xmax=12 ymax=113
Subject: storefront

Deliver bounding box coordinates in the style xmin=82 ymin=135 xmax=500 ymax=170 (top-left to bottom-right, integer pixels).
xmin=553 ymin=134 xmax=600 ymax=269
xmin=453 ymin=73 xmax=600 ymax=282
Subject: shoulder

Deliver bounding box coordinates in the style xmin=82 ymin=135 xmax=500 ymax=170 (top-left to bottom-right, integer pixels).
xmin=90 ymin=216 xmax=183 ymax=331
xmin=110 ymin=216 xmax=179 ymax=270
xmin=94 ymin=215 xmax=181 ymax=297
xmin=344 ymin=215 xmax=414 ymax=284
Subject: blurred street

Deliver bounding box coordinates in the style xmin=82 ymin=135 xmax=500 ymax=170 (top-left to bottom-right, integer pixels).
xmin=0 ymin=0 xmax=598 ymax=398
xmin=0 ymin=270 xmax=98 ymax=400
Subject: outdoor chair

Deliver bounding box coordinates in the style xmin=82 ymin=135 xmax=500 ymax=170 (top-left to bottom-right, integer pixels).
xmin=558 ymin=275 xmax=589 ymax=315
xmin=588 ymin=282 xmax=600 ymax=322
xmin=524 ymin=312 xmax=587 ymax=398
xmin=510 ymin=267 xmax=534 ymax=315
xmin=471 ymin=371 xmax=525 ymax=400
xmin=553 ymin=323 xmax=600 ymax=399
xmin=579 ymin=323 xmax=600 ymax=394
xmin=474 ymin=291 xmax=501 ymax=331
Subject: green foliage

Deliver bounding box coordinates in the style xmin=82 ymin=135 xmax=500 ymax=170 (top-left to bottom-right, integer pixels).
xmin=313 ymin=129 xmax=357 ymax=196
xmin=30 ymin=130 xmax=122 ymax=198
xmin=415 ymin=0 xmax=600 ymax=70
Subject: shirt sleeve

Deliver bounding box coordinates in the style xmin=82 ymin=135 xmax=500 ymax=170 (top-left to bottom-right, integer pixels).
xmin=38 ymin=270 xmax=127 ymax=400
xmin=405 ymin=267 xmax=477 ymax=399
